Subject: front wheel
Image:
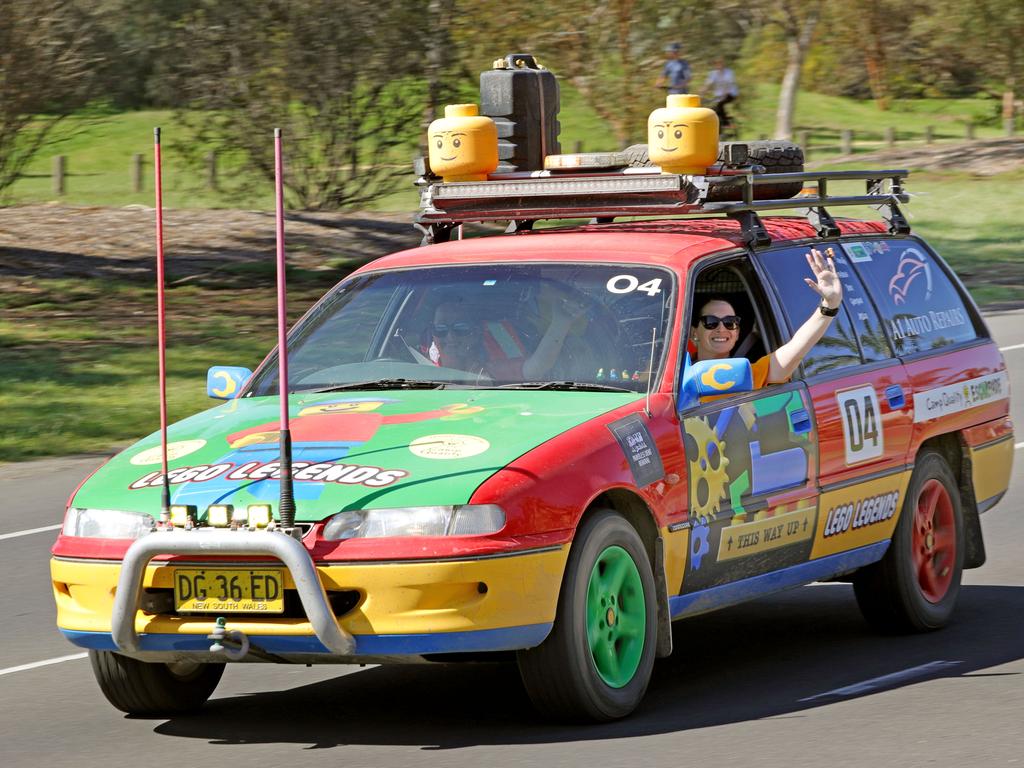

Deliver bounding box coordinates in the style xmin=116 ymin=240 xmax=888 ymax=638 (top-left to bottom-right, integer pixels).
xmin=853 ymin=451 xmax=965 ymax=632
xmin=517 ymin=510 xmax=657 ymax=722
xmin=89 ymin=651 xmax=225 ymax=715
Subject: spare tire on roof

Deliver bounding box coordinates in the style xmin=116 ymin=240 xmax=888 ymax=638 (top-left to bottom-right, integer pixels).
xmin=622 ymin=140 xmax=805 ymax=201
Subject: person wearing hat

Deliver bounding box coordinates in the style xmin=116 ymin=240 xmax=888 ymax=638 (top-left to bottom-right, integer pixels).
xmin=655 ymin=42 xmax=691 ymax=95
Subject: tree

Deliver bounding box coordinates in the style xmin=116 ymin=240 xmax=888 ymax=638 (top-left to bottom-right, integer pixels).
xmin=166 ymin=0 xmax=432 ymax=210
xmin=767 ymin=0 xmax=823 ymax=140
xmin=0 ymin=0 xmax=105 ymax=196
xmin=451 ymin=0 xmax=698 ymax=148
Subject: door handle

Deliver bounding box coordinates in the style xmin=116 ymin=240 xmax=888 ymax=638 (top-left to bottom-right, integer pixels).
xmin=885 ymin=385 xmax=906 ymax=409
xmin=789 ymin=408 xmax=812 ymax=434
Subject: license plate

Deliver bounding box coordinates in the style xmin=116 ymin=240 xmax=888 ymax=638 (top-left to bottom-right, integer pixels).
xmin=173 ymin=568 xmax=285 ymax=613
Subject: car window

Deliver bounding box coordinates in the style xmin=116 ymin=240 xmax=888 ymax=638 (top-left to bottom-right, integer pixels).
xmin=842 ymin=239 xmax=978 ymax=356
xmin=690 ymin=260 xmax=774 ymax=366
xmin=759 ymin=244 xmax=891 ymax=377
xmin=249 ymin=263 xmax=675 ymax=394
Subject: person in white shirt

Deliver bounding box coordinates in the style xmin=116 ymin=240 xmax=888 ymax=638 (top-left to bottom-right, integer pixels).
xmin=702 ymin=59 xmax=739 ymax=131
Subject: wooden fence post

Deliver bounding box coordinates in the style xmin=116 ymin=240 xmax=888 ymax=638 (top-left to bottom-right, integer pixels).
xmin=966 ymin=123 xmax=975 ymax=140
xmin=206 ymin=151 xmax=218 ymax=190
xmin=53 ymin=156 xmax=66 ymax=195
xmin=841 ymin=129 xmax=853 ymax=155
xmin=797 ymin=130 xmax=811 ymax=160
xmin=131 ymin=153 xmax=143 ymax=193
xmin=885 ymin=127 xmax=895 ymax=147
xmin=925 ymin=125 xmax=934 ymax=144
xmin=1003 ymin=90 xmax=1016 ymax=137
xmin=573 ymin=140 xmax=583 ymax=153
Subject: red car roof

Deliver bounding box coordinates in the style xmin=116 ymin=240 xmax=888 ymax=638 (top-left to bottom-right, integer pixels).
xmin=357 ymin=217 xmax=890 ymax=274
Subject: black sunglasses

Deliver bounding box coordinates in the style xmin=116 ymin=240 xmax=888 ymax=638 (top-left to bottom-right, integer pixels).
xmin=699 ymin=314 xmax=741 ymax=331
xmin=432 ymin=321 xmax=476 ymax=338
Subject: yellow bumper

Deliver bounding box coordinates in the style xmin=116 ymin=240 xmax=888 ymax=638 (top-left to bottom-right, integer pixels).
xmin=52 ymin=546 xmax=568 ymax=651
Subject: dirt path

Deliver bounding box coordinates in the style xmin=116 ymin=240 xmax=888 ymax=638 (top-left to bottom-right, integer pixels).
xmin=0 ymin=206 xmax=423 ymax=286
xmin=810 ymin=136 xmax=1024 ymax=175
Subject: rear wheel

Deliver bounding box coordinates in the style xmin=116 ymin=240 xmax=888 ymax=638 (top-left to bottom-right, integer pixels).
xmin=853 ymin=451 xmax=965 ymax=632
xmin=89 ymin=650 xmax=225 ymax=715
xmin=517 ymin=510 xmax=657 ymax=722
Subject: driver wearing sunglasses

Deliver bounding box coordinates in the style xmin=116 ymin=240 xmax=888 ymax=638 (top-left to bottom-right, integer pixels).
xmin=428 ymin=295 xmax=585 ymax=381
xmin=690 ymin=247 xmax=843 ymax=391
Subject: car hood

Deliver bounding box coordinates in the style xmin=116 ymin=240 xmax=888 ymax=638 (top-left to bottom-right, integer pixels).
xmin=72 ymin=389 xmax=640 ymax=521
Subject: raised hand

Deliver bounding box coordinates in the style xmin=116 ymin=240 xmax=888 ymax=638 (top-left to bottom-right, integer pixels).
xmin=803 ymin=246 xmax=842 ymax=309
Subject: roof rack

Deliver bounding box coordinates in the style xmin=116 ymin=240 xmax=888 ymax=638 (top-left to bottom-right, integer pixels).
xmin=414 ymin=168 xmax=910 ymax=249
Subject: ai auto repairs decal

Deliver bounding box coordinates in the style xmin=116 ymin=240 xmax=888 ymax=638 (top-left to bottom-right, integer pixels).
xmin=129 ymin=460 xmax=408 ymax=490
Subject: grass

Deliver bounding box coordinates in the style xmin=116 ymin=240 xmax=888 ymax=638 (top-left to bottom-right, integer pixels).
xmin=736 ymin=85 xmax=1013 ymax=157
xmin=0 ymin=278 xmax=329 ymax=462
xmin=901 ymin=170 xmax=1024 ymax=306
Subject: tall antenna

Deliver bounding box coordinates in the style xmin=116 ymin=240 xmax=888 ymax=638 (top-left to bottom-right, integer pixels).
xmin=153 ymin=127 xmax=171 ymax=523
xmin=274 ymin=128 xmax=296 ymax=531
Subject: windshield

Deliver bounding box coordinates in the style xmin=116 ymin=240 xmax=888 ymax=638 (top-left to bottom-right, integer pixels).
xmin=249 ymin=263 xmax=674 ymax=395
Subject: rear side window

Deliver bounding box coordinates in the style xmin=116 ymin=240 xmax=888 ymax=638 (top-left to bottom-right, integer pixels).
xmin=843 ymin=239 xmax=978 ymax=355
xmin=758 ymin=244 xmax=891 ymax=377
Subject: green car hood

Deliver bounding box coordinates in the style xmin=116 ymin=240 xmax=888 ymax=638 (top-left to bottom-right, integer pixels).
xmin=72 ymin=389 xmax=639 ymax=521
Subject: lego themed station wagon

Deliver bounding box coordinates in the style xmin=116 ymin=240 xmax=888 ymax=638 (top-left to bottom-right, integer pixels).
xmin=52 ymin=55 xmax=1013 ymax=722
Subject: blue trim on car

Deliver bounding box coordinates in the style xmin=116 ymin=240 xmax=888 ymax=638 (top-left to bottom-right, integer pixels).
xmin=61 ymin=622 xmax=553 ymax=656
xmin=669 ymin=542 xmax=889 ymax=619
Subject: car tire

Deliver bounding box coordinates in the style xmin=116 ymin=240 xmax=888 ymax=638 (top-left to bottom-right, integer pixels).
xmin=516 ymin=509 xmax=657 ymax=722
xmin=89 ymin=650 xmax=225 ymax=715
xmin=853 ymin=451 xmax=965 ymax=633
xmin=622 ymin=140 xmax=804 ymax=201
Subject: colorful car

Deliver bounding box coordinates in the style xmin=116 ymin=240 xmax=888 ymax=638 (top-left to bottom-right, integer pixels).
xmin=51 ymin=154 xmax=1013 ymax=722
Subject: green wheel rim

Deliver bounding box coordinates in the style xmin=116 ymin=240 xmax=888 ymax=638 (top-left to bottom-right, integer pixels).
xmin=586 ymin=545 xmax=646 ymax=688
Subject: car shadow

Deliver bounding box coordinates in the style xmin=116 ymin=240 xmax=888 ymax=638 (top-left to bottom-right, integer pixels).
xmin=152 ymin=583 xmax=1023 ymax=749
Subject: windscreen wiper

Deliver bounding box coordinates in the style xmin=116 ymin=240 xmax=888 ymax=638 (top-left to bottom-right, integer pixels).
xmin=307 ymin=379 xmax=448 ymax=393
xmin=494 ymin=381 xmax=633 ymax=393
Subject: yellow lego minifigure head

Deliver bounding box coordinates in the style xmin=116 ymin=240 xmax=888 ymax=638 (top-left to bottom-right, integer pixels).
xmin=647 ymin=94 xmax=719 ymax=175
xmin=427 ymin=104 xmax=499 ymax=183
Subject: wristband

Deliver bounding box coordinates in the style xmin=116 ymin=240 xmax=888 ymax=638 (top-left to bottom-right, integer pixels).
xmin=819 ymin=302 xmax=840 ymax=317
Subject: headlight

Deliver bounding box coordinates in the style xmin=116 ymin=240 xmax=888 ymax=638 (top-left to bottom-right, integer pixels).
xmin=62 ymin=507 xmax=154 ymax=539
xmin=322 ymin=505 xmax=505 ymax=540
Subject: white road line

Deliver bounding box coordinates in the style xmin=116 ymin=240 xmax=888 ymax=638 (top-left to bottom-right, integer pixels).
xmin=1016 ymin=442 xmax=1024 ymax=451
xmin=0 ymin=523 xmax=62 ymax=541
xmin=0 ymin=653 xmax=88 ymax=677
xmin=798 ymin=660 xmax=962 ymax=702
xmin=998 ymin=343 xmax=1024 ymax=352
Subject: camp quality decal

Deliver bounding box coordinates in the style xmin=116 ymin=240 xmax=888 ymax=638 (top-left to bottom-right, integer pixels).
xmin=129 ymin=461 xmax=408 ymax=490
xmin=912 ymin=372 xmax=1009 ymax=423
xmin=822 ymin=490 xmax=899 ymax=538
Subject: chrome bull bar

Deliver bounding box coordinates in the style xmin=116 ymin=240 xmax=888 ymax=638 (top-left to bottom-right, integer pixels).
xmin=111 ymin=528 xmax=356 ymax=655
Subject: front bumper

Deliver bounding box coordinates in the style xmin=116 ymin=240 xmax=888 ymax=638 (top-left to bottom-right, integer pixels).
xmin=52 ymin=538 xmax=567 ymax=663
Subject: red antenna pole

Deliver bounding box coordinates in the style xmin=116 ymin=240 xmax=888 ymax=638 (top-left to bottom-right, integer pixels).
xmin=274 ymin=128 xmax=296 ymax=530
xmin=154 ymin=127 xmax=171 ymax=522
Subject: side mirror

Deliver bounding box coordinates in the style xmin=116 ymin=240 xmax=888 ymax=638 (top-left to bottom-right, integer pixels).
xmin=678 ymin=357 xmax=753 ymax=410
xmin=207 ymin=366 xmax=253 ymax=400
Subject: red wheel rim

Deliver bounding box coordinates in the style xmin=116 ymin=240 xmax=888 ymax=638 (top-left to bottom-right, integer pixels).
xmin=911 ymin=479 xmax=956 ymax=602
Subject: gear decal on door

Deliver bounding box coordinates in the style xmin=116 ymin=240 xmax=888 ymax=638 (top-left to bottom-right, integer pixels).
xmin=685 ymin=415 xmax=729 ymax=521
